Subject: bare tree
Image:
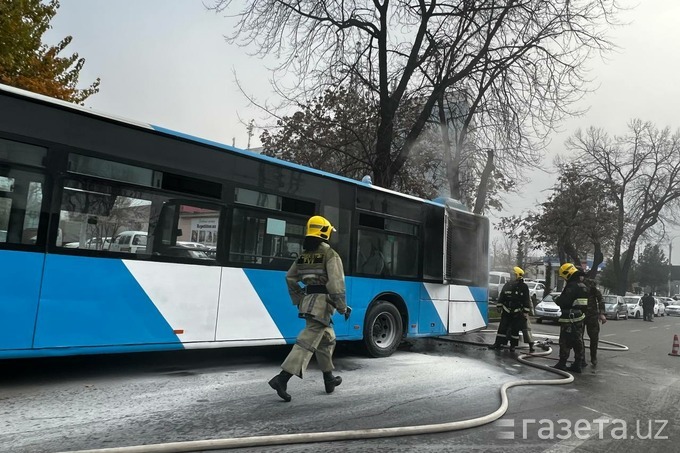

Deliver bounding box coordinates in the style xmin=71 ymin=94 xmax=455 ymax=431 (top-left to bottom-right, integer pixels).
xmin=491 ymin=234 xmax=517 ymax=271
xmin=210 ymin=0 xmax=622 ymax=213
xmin=567 ymin=120 xmax=680 ymax=295
xmin=519 ymin=164 xmax=616 ymax=276
xmin=259 ymin=86 xmax=448 ymax=198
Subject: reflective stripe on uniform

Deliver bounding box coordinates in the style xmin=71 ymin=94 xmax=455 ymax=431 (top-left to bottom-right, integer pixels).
xmin=300 ymin=269 xmax=325 ymax=277
xmin=559 ymin=314 xmax=585 ymax=323
xmin=573 ymin=298 xmax=588 ymax=307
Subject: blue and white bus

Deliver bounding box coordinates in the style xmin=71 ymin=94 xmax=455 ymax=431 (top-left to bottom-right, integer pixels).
xmin=0 ymin=84 xmax=489 ymax=360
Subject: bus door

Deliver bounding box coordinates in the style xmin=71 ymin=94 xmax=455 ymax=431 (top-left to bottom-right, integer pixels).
xmin=0 ymin=168 xmax=47 ymax=350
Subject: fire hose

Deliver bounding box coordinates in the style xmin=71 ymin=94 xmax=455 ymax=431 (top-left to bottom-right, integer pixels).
xmin=58 ymin=332 xmax=628 ymax=453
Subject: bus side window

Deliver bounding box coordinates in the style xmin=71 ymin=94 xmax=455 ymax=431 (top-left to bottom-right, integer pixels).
xmin=359 ymin=238 xmax=385 ymax=275
xmin=151 ymin=201 xmax=220 ymax=261
xmin=0 ymin=138 xmax=47 ymax=247
xmin=228 ymin=207 xmax=305 ymax=268
xmin=0 ymin=175 xmax=45 ymax=246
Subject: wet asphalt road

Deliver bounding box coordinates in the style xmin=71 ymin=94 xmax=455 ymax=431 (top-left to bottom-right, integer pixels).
xmin=0 ymin=314 xmax=678 ymax=453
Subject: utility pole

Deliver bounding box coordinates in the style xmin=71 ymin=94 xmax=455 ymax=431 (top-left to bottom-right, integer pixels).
xmin=246 ymin=119 xmax=254 ymax=149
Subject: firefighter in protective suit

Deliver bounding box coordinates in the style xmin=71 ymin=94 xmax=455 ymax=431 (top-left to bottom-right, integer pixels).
xmin=506 ymin=267 xmax=533 ymax=351
xmin=268 ymin=215 xmax=351 ymax=402
xmin=490 ymin=267 xmax=532 ymax=351
xmin=553 ymin=263 xmax=588 ymax=373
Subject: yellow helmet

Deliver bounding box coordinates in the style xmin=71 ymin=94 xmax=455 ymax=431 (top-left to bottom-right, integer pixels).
xmin=306 ymin=215 xmax=336 ymax=240
xmin=558 ymin=262 xmax=578 ymax=280
xmin=513 ymin=266 xmax=524 ymax=279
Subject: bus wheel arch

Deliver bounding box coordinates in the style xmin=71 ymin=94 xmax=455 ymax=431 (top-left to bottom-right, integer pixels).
xmin=362 ymin=295 xmax=406 ymax=358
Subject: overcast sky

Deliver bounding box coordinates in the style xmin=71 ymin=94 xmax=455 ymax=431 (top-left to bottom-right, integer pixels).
xmin=46 ymin=0 xmax=680 ymax=262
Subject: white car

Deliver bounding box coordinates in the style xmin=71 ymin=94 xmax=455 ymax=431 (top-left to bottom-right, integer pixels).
xmin=666 ymin=304 xmax=680 ymax=316
xmin=489 ymin=271 xmax=511 ymax=301
xmin=623 ymin=296 xmax=643 ymax=319
xmin=656 ymin=296 xmax=675 ymax=307
xmin=177 ymin=241 xmax=210 ymax=249
xmin=62 ymin=237 xmax=111 ymax=250
xmin=653 ymin=298 xmax=666 ymax=317
xmin=524 ymin=281 xmax=546 ymax=306
xmin=602 ymin=294 xmax=628 ymax=320
xmin=534 ymin=292 xmax=561 ymax=323
xmin=109 ymin=231 xmax=148 ymax=254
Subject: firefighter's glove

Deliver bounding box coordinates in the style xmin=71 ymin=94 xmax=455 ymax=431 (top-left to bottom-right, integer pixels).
xmin=343 ymin=306 xmax=352 ymax=321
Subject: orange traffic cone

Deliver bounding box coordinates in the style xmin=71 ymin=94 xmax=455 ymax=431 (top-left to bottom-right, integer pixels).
xmin=669 ymin=334 xmax=680 ymax=357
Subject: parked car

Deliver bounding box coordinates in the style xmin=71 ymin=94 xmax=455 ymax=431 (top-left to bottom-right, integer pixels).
xmin=666 ymin=303 xmax=680 ymax=316
xmin=182 ymin=249 xmax=211 ymax=259
xmin=489 ymin=271 xmax=511 ymax=301
xmin=602 ymin=294 xmax=628 ymax=320
xmin=623 ymin=296 xmax=643 ymax=319
xmin=534 ymin=292 xmax=562 ymax=323
xmin=177 ymin=242 xmax=216 ymax=258
xmin=156 ymin=243 xmax=213 ymax=260
xmin=525 ymin=281 xmax=546 ymax=306
xmin=177 ymin=241 xmax=210 ymax=250
xmin=653 ymin=298 xmax=666 ymax=317
xmin=63 ymin=237 xmax=111 ymax=250
xmin=109 ymin=231 xmax=148 ymax=254
xmin=656 ymin=296 xmax=675 ymax=307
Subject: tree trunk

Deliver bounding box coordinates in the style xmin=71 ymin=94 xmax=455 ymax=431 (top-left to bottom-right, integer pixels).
xmin=437 ymin=97 xmax=459 ymax=199
xmin=473 ymin=150 xmax=494 ymax=214
xmin=373 ymin=111 xmax=395 ymax=188
xmin=587 ymin=243 xmax=604 ymax=279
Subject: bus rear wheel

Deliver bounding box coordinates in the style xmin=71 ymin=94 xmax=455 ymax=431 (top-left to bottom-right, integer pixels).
xmin=363 ymin=301 xmax=403 ymax=358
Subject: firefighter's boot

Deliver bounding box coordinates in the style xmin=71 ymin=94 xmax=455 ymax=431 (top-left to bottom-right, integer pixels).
xmin=566 ymin=362 xmax=582 ymax=373
xmin=552 ymin=360 xmax=568 ymax=371
xmin=269 ymin=370 xmax=293 ymax=402
xmin=323 ymin=371 xmax=342 ymax=394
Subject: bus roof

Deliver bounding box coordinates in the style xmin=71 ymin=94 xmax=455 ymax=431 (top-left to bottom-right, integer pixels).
xmin=0 ymin=83 xmax=476 ymax=213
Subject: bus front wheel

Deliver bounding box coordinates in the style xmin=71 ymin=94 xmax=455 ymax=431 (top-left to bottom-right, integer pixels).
xmin=363 ymin=301 xmax=403 ymax=358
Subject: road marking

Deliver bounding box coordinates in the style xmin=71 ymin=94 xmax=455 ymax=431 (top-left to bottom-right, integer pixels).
xmin=601 ymin=334 xmax=616 ymax=337
xmin=650 ymin=327 xmax=658 ymax=329
xmin=581 ymin=406 xmax=611 ymax=416
xmin=630 ymin=329 xmax=641 ymax=332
